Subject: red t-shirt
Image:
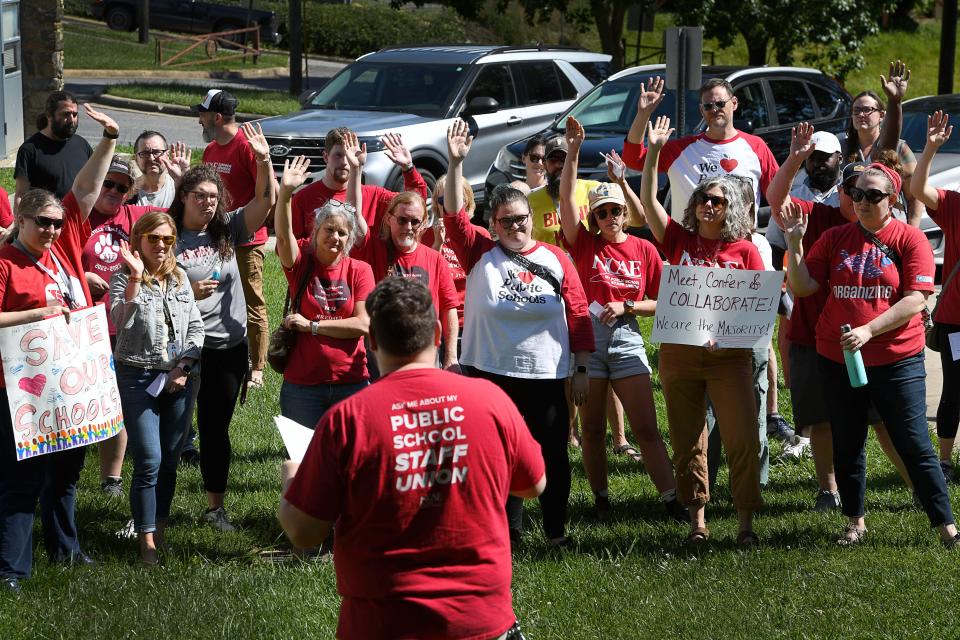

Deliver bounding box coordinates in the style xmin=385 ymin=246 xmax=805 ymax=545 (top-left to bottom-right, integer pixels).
xmin=0 ymin=186 xmax=12 ymax=228
xmin=284 ymin=367 xmax=545 ymax=640
xmin=562 ymin=225 xmax=662 ymax=305
xmin=290 ymin=169 xmax=428 ymax=240
xmin=932 ymin=189 xmax=960 ymax=325
xmin=659 ymin=218 xmax=764 ymax=270
xmin=351 ymin=237 xmax=458 ymax=320
xmin=806 ymin=220 xmax=935 ymax=366
xmin=422 ymin=225 xmax=492 ymax=328
xmin=202 ymin=128 xmax=266 ymax=245
xmin=785 ymin=197 xmax=851 ymax=346
xmin=283 ymin=243 xmax=374 ymax=386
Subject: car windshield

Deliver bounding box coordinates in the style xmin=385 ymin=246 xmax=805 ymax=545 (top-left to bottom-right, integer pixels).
xmin=308 ymin=62 xmax=467 ymax=118
xmin=902 ymin=107 xmax=960 ymax=154
xmin=557 ymin=76 xmax=705 ymax=137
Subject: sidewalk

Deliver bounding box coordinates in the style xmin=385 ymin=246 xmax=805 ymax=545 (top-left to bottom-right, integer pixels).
xmin=926 ymin=288 xmax=944 ymax=421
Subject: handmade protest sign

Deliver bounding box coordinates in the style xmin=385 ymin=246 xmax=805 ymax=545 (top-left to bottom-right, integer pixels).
xmin=0 ymin=305 xmax=123 ymax=461
xmin=651 ymin=265 xmax=784 ymax=348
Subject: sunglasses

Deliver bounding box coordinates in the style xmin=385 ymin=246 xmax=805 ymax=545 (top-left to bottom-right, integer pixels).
xmin=102 ymin=179 xmax=131 ymax=193
xmin=497 ymin=214 xmax=530 ymax=229
xmin=145 ymin=234 xmax=176 ymax=246
xmin=136 ymin=149 xmax=167 ymax=159
xmin=852 ymin=106 xmax=881 ymax=116
xmin=391 ymin=214 xmax=424 ymax=229
xmin=846 ymin=187 xmax=891 ymax=204
xmin=695 ymin=193 xmax=728 ymax=207
xmin=27 ymin=215 xmax=65 ymax=230
xmin=526 ymin=154 xmax=545 ymax=163
xmin=594 ymin=206 xmax=625 ymax=221
xmin=189 ymin=191 xmax=219 ymax=203
xmin=701 ymin=99 xmax=730 ymax=111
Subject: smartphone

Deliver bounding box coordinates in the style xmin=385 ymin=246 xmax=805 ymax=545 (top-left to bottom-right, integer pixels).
xmin=599 ymin=152 xmax=624 ymax=179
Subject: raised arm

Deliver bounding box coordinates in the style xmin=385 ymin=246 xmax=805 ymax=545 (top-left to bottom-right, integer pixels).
xmin=768 ymin=122 xmax=816 ymax=228
xmin=160 ymin=141 xmax=191 ymax=188
xmin=912 ymin=110 xmax=952 ymax=211
xmin=342 ymin=131 xmax=368 ymax=239
xmin=239 ymin=122 xmax=278 ymax=236
xmin=70 ymin=104 xmax=119 ymax=219
xmin=605 ymin=149 xmax=645 ymax=227
xmin=782 ymin=201 xmax=820 ymax=297
xmin=877 ymin=59 xmax=910 ymax=153
xmin=558 ymin=116 xmax=584 ymax=247
xmin=639 ymin=116 xmax=673 ymax=243
xmin=626 ymin=76 xmax=665 ymax=145
xmin=276 ymin=156 xmax=311 ymax=269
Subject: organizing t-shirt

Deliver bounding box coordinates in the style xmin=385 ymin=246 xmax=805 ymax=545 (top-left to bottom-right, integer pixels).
xmin=562 ymin=224 xmax=662 ymax=305
xmin=284 ymin=367 xmax=545 ymax=640
xmin=659 ymin=218 xmax=764 ymax=270
xmin=931 ymin=190 xmax=960 ymax=325
xmin=202 ymin=128 xmax=265 ymax=246
xmin=283 ymin=243 xmax=375 ymax=386
xmin=175 ymin=208 xmax=252 ymax=349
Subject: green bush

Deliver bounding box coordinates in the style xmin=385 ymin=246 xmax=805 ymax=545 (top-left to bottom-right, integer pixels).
xmin=64 ymin=0 xmax=90 ymax=17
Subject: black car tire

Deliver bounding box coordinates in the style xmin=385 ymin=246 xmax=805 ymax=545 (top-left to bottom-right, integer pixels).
xmin=391 ymin=166 xmax=437 ymax=201
xmin=214 ymin=22 xmax=246 ymax=50
xmin=105 ymin=6 xmax=135 ymax=31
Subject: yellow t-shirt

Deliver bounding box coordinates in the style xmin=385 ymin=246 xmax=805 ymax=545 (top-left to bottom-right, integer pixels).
xmin=527 ymin=179 xmax=600 ymax=245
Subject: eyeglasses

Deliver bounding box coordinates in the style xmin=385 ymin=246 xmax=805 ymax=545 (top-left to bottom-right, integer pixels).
xmin=852 ymin=106 xmax=881 ymax=116
xmin=136 ymin=149 xmax=167 ymax=159
xmin=846 ymin=187 xmax=891 ymax=204
xmin=102 ymin=179 xmax=130 ymax=193
xmin=594 ymin=206 xmax=625 ymax=221
xmin=496 ymin=214 xmax=530 ymax=229
xmin=701 ymin=99 xmax=730 ymax=112
xmin=694 ymin=193 xmax=728 ymax=208
xmin=27 ymin=215 xmax=65 ymax=230
xmin=326 ymin=198 xmax=357 ymax=214
xmin=391 ymin=213 xmax=424 ymax=229
xmin=526 ymin=154 xmax=545 ymax=163
xmin=189 ymin=191 xmax=219 ymax=203
xmin=145 ymin=234 xmax=176 ymax=246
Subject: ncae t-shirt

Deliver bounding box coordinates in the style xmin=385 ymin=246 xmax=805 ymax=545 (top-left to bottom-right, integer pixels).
xmin=562 ymin=225 xmax=663 ymax=305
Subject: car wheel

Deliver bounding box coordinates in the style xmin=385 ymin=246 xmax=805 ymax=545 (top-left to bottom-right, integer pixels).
xmin=392 ymin=166 xmax=437 ymax=198
xmin=105 ymin=6 xmax=135 ymax=31
xmin=214 ymin=22 xmax=247 ymax=50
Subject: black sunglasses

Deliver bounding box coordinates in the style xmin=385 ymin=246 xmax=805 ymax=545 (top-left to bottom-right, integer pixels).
xmin=594 ymin=206 xmax=625 ymax=221
xmin=701 ymin=99 xmax=730 ymax=111
xmin=28 ymin=215 xmax=65 ymax=230
xmin=694 ymin=193 xmax=728 ymax=207
xmin=497 ymin=214 xmax=530 ymax=229
xmin=846 ymin=187 xmax=891 ymax=204
xmin=102 ymin=179 xmax=130 ymax=193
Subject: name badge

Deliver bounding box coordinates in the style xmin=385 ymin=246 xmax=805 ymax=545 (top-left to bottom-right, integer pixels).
xmin=167 ymin=341 xmax=182 ymax=361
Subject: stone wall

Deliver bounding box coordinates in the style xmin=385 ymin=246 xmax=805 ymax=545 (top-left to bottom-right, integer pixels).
xmin=21 ymin=0 xmax=64 ymax=138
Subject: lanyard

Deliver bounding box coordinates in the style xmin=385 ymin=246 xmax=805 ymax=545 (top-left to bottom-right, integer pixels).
xmin=157 ymin=278 xmax=177 ymax=344
xmin=13 ymin=240 xmax=78 ymax=309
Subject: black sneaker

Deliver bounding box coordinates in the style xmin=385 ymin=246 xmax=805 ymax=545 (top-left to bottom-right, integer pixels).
xmin=593 ymin=495 xmax=612 ymax=522
xmin=180 ymin=449 xmax=201 ymax=467
xmin=1 ymin=577 xmax=19 ymax=595
xmin=664 ymin=498 xmax=691 ymax=523
xmin=767 ymin=414 xmax=796 ymax=442
xmin=814 ymin=490 xmax=841 ymax=512
xmin=940 ymin=460 xmax=956 ymax=483
xmin=100 ymin=477 xmax=124 ymax=498
xmin=944 ymin=532 xmax=960 ymax=550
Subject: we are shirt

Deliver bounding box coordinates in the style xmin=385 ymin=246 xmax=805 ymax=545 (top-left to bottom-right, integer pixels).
xmin=444 ymin=208 xmax=594 ymax=379
xmin=806 ymin=220 xmax=934 ymax=366
xmin=562 ymin=225 xmax=662 ymax=305
xmin=784 ymin=197 xmax=851 ymax=346
xmin=284 ymin=367 xmax=545 ymax=640
xmin=202 ymin=128 xmax=265 ymax=245
xmin=527 ymin=179 xmax=597 ymax=244
xmin=659 ymin=218 xmax=764 ymax=270
xmin=931 ymin=190 xmax=960 ymax=325
xmin=622 ymin=132 xmax=778 ymax=222
xmin=422 ymin=224 xmax=492 ymax=328
xmin=283 ymin=242 xmax=374 ymax=385
xmin=290 ymin=169 xmax=428 ymax=240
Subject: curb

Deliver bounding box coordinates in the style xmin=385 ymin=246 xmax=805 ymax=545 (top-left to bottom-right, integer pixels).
xmin=94 ymin=94 xmax=269 ymax=121
xmin=65 ymin=67 xmax=289 ymax=80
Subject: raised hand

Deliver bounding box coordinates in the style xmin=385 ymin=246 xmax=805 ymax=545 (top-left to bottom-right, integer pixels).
xmin=605 ymin=149 xmax=627 ymax=183
xmin=880 ymin=59 xmax=911 ymax=103
xmin=927 ymin=110 xmax=953 ymax=148
xmin=118 ymin=240 xmax=144 ymax=277
xmin=646 ymin=115 xmax=674 ymax=149
xmin=381 ymin=132 xmax=412 ymax=168
xmin=781 ymin=200 xmax=808 ymax=246
xmin=789 ymin=122 xmax=816 ymax=161
xmin=446 ymin=118 xmax=473 ymax=163
xmin=637 ymin=76 xmax=665 ymax=115
xmin=162 ymin=141 xmax=191 ymax=183
xmin=82 ymin=103 xmax=119 ymax=137
xmin=565 ymin=116 xmax=585 ymax=149
xmin=280 ymin=156 xmax=311 ymax=193
xmin=342 ymin=131 xmax=366 ymax=170
xmin=240 ymin=122 xmax=270 ymax=160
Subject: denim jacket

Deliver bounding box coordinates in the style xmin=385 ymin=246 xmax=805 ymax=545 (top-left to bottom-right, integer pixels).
xmin=110 ymin=267 xmax=205 ymax=370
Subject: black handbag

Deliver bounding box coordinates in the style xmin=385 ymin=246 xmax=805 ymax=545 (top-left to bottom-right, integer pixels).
xmin=267 ymin=256 xmax=313 ymax=373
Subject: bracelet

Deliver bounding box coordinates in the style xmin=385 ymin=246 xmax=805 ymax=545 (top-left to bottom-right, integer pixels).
xmin=401 ymin=162 xmax=414 ymax=173
xmin=128 ymin=275 xmax=142 ymax=283
xmin=310 ymin=320 xmax=319 ymax=336
xmin=103 ymin=130 xmax=119 ymax=140
xmin=257 ymin=156 xmax=271 ymax=164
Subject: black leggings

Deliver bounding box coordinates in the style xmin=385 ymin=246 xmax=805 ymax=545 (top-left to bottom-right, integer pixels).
xmin=197 ymin=342 xmax=248 ymax=494
xmin=937 ymin=322 xmax=960 ymax=441
xmin=465 ymin=367 xmax=570 ymax=540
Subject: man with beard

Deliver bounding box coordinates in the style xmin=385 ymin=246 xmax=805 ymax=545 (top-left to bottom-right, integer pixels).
xmin=527 ymin=136 xmax=601 ymax=244
xmin=196 ymin=88 xmax=272 ymax=389
xmin=14 ymin=91 xmax=93 ymax=211
xmin=130 ymin=130 xmax=191 ymax=209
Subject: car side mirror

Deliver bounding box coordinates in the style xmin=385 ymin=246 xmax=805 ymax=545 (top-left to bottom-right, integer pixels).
xmin=734 ymin=118 xmax=755 ymax=134
xmin=463 ymin=97 xmax=499 ymax=116
xmin=299 ymin=90 xmax=319 ymax=107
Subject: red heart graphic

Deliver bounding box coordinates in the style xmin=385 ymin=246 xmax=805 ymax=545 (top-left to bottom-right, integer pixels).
xmin=719 ymin=158 xmax=738 ymax=172
xmin=517 ymin=271 xmax=535 ymax=284
xmin=18 ymin=373 xmax=47 ymax=397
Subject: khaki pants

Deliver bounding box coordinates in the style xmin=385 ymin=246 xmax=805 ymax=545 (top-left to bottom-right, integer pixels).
xmin=236 ymin=244 xmax=268 ymax=372
xmin=659 ymin=343 xmax=762 ymax=512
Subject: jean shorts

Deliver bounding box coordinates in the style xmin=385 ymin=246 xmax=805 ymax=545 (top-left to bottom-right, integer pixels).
xmin=588 ymin=315 xmax=651 ymax=379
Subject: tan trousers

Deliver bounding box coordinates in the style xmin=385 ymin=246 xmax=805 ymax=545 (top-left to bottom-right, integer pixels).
xmin=236 ymin=244 xmax=268 ymax=371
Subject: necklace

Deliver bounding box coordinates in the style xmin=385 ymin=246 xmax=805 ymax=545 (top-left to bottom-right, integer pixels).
xmin=696 ymin=234 xmax=724 ymax=267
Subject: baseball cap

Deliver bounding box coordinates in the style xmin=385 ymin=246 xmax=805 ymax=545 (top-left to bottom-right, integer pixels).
xmin=810 ymin=131 xmax=842 ymax=155
xmin=107 ymin=155 xmax=133 ymax=181
xmin=841 ymin=161 xmax=868 ymax=186
xmin=195 ymin=89 xmax=238 ymax=116
xmin=544 ymin=136 xmax=568 ymax=159
xmin=588 ymin=182 xmax=626 ymax=210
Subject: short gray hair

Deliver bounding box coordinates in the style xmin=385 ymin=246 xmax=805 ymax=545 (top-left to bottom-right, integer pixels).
xmin=311 ymin=200 xmax=361 ymax=255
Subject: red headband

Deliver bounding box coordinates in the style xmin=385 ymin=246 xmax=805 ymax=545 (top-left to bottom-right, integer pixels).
xmin=867 ymin=162 xmax=902 ymax=195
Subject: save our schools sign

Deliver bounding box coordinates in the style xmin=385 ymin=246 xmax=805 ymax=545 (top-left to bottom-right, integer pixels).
xmin=651 ymin=265 xmax=784 ymax=348
xmin=0 ymin=305 xmax=123 ymax=461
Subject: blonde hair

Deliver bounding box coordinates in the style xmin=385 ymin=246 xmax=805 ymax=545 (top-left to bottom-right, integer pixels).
xmin=379 ymin=191 xmax=427 ymax=242
xmin=430 ymin=173 xmax=475 ymax=221
xmin=131 ymin=211 xmax=183 ymax=287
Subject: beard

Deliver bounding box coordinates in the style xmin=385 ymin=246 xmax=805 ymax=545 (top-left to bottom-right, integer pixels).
xmin=545 ymin=171 xmax=562 ymax=199
xmin=50 ymin=119 xmax=77 ymax=140
xmin=810 ymin=166 xmax=839 ymax=191
xmin=201 ymin=123 xmax=216 ymax=143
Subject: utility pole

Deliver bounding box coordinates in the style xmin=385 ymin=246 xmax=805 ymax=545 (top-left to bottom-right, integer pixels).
xmin=138 ymin=0 xmax=149 ymax=44
xmin=939 ymin=0 xmax=958 ymax=94
xmin=289 ymin=0 xmax=303 ymax=96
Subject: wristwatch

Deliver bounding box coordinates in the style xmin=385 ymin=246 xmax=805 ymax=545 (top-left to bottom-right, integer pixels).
xmin=311 ymin=321 xmax=319 ymax=335
xmin=575 ymin=365 xmax=588 ymax=374
xmin=179 ymin=362 xmax=192 ymax=375
xmin=624 ymin=299 xmax=636 ymax=315
xmin=401 ymin=162 xmax=414 ymax=173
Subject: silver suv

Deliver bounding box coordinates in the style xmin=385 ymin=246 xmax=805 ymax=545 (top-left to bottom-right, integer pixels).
xmin=259 ymin=45 xmax=611 ymax=205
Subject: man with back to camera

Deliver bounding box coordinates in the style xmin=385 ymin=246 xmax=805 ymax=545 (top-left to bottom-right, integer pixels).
xmin=278 ymin=277 xmax=546 ymax=640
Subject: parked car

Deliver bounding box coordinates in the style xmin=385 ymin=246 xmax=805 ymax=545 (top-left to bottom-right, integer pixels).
xmin=257 ymin=45 xmax=612 ymax=203
xmin=89 ymin=0 xmax=281 ymax=44
xmin=485 ymin=64 xmax=851 ymax=227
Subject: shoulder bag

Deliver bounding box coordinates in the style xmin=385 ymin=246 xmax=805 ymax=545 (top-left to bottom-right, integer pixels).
xmin=267 ymin=255 xmax=314 ymax=373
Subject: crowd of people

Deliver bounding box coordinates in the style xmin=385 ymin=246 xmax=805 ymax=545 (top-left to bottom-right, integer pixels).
xmin=1 ymin=59 xmax=959 ymax=636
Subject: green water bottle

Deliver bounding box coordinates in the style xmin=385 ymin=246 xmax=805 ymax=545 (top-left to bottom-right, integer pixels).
xmin=841 ymin=324 xmax=868 ymax=388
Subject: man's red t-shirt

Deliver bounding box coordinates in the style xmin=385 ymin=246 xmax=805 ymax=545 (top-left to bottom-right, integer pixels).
xmin=284 ymin=367 xmax=545 ymax=640
xmin=290 ymin=169 xmax=428 ymax=240
xmin=283 ymin=242 xmax=374 ymax=386
xmin=202 ymin=127 xmax=266 ymax=245
xmin=805 ymin=220 xmax=934 ymax=366
xmin=932 ymin=189 xmax=960 ymax=325
xmin=562 ymin=225 xmax=663 ymax=305
xmin=659 ymin=218 xmax=764 ymax=270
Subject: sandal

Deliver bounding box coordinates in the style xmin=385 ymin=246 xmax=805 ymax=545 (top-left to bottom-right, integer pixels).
xmin=246 ymin=370 xmax=264 ymax=390
xmin=836 ymin=523 xmax=867 ymax=547
xmin=614 ymin=444 xmax=643 ymax=463
xmin=685 ymin=526 xmax=710 ymax=546
xmin=736 ymin=530 xmax=759 ymax=550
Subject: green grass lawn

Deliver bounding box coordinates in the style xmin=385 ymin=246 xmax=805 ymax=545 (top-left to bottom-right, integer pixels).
xmin=1 ymin=250 xmax=957 ymax=638
xmin=104 ymin=83 xmax=300 ymax=117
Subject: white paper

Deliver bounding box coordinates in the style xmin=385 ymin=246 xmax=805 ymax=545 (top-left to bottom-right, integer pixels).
xmin=949 ymin=332 xmax=960 ymax=362
xmin=146 ymin=373 xmax=168 ymax=398
xmin=588 ymin=300 xmax=616 ymax=327
xmin=274 ymin=415 xmax=314 ymax=463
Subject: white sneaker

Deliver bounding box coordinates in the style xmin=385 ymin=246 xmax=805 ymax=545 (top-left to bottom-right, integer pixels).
xmin=779 ymin=436 xmax=811 ymax=461
xmin=201 ymin=506 xmax=236 ymax=532
xmin=115 ymin=518 xmax=136 ymax=539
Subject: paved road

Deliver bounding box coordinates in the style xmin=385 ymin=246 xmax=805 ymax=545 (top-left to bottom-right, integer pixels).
xmin=74 ymin=102 xmax=206 ymax=149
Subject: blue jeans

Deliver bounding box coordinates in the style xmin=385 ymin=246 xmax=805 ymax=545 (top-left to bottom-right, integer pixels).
xmin=118 ymin=364 xmax=194 ymax=533
xmin=819 ymin=352 xmax=954 ymax=525
xmin=280 ymin=379 xmax=368 ymax=430
xmin=0 ymin=388 xmax=86 ymax=579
